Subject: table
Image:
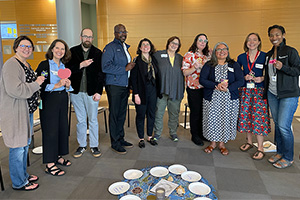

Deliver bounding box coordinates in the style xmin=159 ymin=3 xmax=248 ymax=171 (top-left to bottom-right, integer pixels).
xmin=118 ymin=166 xmax=217 ymax=200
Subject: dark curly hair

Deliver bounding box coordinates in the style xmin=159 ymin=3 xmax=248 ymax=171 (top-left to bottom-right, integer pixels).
xmin=136 ymin=38 xmax=156 ymax=55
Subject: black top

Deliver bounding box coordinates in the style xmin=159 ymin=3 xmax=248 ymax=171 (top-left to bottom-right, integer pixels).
xmin=130 ymin=54 xmax=161 ymax=105
xmin=263 ymin=41 xmax=300 ymax=99
xmin=66 ymin=44 xmax=105 ymax=96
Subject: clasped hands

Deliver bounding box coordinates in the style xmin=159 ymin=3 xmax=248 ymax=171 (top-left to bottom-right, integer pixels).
xmin=215 ymin=81 xmax=228 ymax=92
xmin=55 ymin=78 xmax=71 ymax=89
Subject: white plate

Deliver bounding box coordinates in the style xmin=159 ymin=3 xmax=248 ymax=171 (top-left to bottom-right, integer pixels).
xmin=120 ymin=194 xmax=141 ymax=200
xmin=189 ymin=182 xmax=211 ymax=196
xmin=123 ymin=169 xmax=143 ymax=180
xmin=108 ymin=181 xmax=130 ymax=195
xmin=194 ymin=197 xmax=212 ymax=200
xmin=168 ymin=164 xmax=187 ymax=175
xmin=181 ymin=171 xmax=202 ymax=182
xmin=150 ymin=166 xmax=169 ymax=177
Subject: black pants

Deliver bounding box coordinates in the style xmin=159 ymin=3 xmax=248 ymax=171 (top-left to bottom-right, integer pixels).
xmin=135 ymin=83 xmax=157 ymax=139
xmin=40 ymin=91 xmax=69 ymax=163
xmin=187 ymin=87 xmax=204 ymax=141
xmin=106 ymin=85 xmax=129 ymax=148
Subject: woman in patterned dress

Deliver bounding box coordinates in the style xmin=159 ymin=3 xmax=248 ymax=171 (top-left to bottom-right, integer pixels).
xmin=199 ymin=42 xmax=244 ymax=155
xmin=182 ymin=33 xmax=211 ymax=146
xmin=237 ymin=33 xmax=271 ymax=160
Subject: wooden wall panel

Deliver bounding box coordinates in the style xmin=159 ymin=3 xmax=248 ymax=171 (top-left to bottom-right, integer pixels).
xmin=1 ymin=0 xmax=57 ymax=69
xmin=0 ymin=0 xmax=16 ymax=20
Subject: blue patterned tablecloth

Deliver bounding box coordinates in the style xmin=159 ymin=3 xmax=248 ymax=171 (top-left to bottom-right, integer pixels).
xmin=118 ymin=166 xmax=218 ymax=200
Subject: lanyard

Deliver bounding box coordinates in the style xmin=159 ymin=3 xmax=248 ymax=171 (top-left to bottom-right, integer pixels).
xmin=246 ymin=51 xmax=259 ymax=72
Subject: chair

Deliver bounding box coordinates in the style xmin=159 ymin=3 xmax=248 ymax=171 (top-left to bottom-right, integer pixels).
xmin=0 ymin=162 xmax=4 ymax=191
xmin=69 ymin=102 xmax=108 ymax=134
xmin=127 ymin=101 xmax=135 ymax=127
xmin=184 ymin=103 xmax=189 ymax=129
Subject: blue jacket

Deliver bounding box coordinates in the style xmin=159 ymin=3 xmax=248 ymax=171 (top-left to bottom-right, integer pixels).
xmin=199 ymin=61 xmax=244 ymax=101
xmin=102 ymin=38 xmax=131 ymax=87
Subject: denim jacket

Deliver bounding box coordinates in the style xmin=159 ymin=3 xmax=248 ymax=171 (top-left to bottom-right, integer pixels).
xmin=102 ymin=38 xmax=130 ymax=87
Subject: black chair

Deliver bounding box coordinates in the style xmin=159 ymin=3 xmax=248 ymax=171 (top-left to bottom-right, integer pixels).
xmin=69 ymin=102 xmax=108 ymax=134
xmin=0 ymin=162 xmax=4 ymax=191
xmin=184 ymin=103 xmax=189 ymax=129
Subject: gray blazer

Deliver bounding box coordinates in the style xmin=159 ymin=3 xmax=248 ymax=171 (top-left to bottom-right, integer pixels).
xmin=0 ymin=57 xmax=40 ymax=148
xmin=154 ymin=50 xmax=185 ymax=101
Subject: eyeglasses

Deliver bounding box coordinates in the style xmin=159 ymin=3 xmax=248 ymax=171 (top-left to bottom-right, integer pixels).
xmin=198 ymin=39 xmax=208 ymax=43
xmin=19 ymin=44 xmax=33 ymax=49
xmin=216 ymin=48 xmax=228 ymax=52
xmin=115 ymin=31 xmax=128 ymax=34
xmin=81 ymin=35 xmax=93 ymax=39
xmin=171 ymin=41 xmax=179 ymax=46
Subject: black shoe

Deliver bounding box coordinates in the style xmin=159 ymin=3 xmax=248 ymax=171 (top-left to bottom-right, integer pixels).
xmin=192 ymin=137 xmax=204 ymax=146
xmin=147 ymin=138 xmax=158 ymax=146
xmin=121 ymin=141 xmax=133 ymax=148
xmin=90 ymin=147 xmax=102 ymax=157
xmin=73 ymin=146 xmax=87 ymax=158
xmin=138 ymin=140 xmax=145 ymax=148
xmin=111 ymin=146 xmax=127 ymax=154
xmin=201 ymin=137 xmax=209 ymax=142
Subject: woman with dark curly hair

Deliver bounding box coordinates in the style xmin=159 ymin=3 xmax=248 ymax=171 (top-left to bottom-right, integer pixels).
xmin=36 ymin=39 xmax=73 ymax=176
xmin=182 ymin=33 xmax=211 ymax=146
xmin=130 ymin=38 xmax=161 ymax=148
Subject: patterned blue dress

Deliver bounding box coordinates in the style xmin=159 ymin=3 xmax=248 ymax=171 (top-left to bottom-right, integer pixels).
xmin=203 ymin=64 xmax=239 ymax=143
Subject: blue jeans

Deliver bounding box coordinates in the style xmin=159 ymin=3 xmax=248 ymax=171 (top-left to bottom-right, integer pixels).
xmin=70 ymin=92 xmax=99 ymax=148
xmin=9 ymin=113 xmax=33 ymax=189
xmin=267 ymin=91 xmax=299 ymax=161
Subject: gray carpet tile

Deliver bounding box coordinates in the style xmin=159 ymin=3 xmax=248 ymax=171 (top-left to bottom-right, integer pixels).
xmin=0 ymin=105 xmax=300 ymax=199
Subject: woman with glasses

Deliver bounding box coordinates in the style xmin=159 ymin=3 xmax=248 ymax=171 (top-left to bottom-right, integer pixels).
xmin=36 ymin=39 xmax=73 ymax=176
xmin=153 ymin=36 xmax=185 ymax=142
xmin=182 ymin=33 xmax=211 ymax=146
xmin=200 ymin=42 xmax=244 ymax=155
xmin=0 ymin=36 xmax=45 ymax=190
xmin=264 ymin=25 xmax=300 ymax=169
xmin=130 ymin=38 xmax=160 ymax=148
xmin=237 ymin=33 xmax=271 ymax=160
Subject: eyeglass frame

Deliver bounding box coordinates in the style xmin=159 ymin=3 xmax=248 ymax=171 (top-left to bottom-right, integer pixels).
xmin=19 ymin=44 xmax=33 ymax=49
xmin=81 ymin=35 xmax=93 ymax=39
xmin=215 ymin=48 xmax=228 ymax=52
xmin=198 ymin=39 xmax=208 ymax=43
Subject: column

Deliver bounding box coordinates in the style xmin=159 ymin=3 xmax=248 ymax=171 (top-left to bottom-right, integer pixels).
xmin=55 ymin=0 xmax=82 ymax=47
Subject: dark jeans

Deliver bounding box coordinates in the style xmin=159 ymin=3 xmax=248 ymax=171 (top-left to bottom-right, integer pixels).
xmin=187 ymin=87 xmax=204 ymax=141
xmin=106 ymin=85 xmax=129 ymax=148
xmin=135 ymin=83 xmax=157 ymax=139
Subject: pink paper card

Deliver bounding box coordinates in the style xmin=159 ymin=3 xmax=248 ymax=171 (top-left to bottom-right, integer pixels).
xmin=58 ymin=68 xmax=71 ymax=79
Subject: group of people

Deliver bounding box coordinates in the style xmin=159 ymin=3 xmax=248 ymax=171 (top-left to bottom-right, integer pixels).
xmin=0 ymin=24 xmax=299 ymax=191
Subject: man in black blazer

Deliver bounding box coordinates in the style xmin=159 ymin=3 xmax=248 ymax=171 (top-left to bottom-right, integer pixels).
xmin=66 ymin=28 xmax=105 ymax=158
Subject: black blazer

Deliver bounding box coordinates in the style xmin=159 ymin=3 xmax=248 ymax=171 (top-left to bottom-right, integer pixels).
xmin=130 ymin=54 xmax=161 ymax=105
xmin=66 ymin=44 xmax=105 ymax=96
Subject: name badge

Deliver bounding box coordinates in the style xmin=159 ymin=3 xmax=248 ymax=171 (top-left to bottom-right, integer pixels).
xmin=51 ymin=70 xmax=58 ymax=75
xmin=228 ymin=67 xmax=234 ymax=72
xmin=255 ymin=64 xmax=263 ymax=69
xmin=272 ymin=75 xmax=277 ymax=82
xmin=246 ymin=82 xmax=255 ymax=89
xmin=161 ymin=54 xmax=168 ymax=58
